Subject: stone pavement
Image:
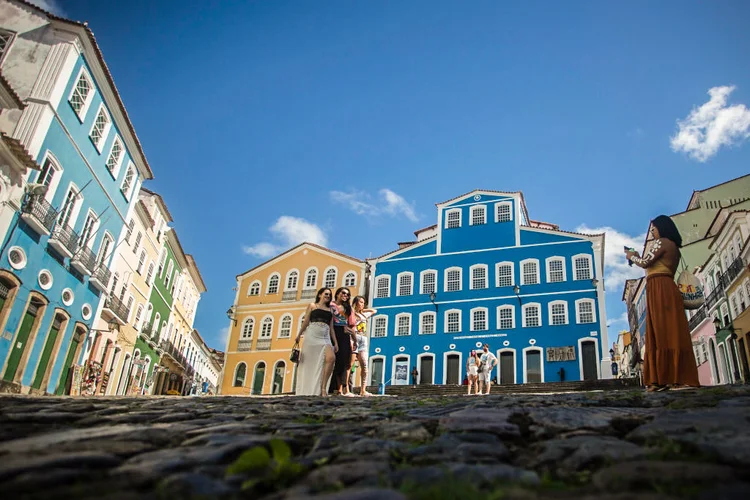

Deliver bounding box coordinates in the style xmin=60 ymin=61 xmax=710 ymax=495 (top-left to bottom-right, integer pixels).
xmin=2 ymin=386 xmax=750 ymax=500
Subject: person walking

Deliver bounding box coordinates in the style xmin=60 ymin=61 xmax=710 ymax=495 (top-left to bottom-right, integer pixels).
xmin=466 ymin=350 xmax=480 ymax=395
xmin=294 ymin=288 xmax=338 ymax=396
xmin=625 ymin=215 xmax=700 ymax=392
xmin=478 ymin=344 xmax=497 ymax=395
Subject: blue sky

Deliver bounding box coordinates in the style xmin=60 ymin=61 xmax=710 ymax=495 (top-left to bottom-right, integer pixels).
xmin=44 ymin=0 xmax=750 ymax=350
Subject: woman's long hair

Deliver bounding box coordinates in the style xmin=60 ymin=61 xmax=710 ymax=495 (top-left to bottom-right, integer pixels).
xmin=315 ymin=287 xmax=332 ymax=307
xmin=352 ymin=295 xmax=366 ymax=313
xmin=651 ymin=215 xmax=683 ymax=248
xmin=334 ymin=287 xmax=352 ymax=317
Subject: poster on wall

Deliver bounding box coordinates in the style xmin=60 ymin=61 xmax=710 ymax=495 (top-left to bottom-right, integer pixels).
xmin=394 ymin=360 xmax=408 ymax=385
xmin=69 ymin=365 xmax=83 ymax=396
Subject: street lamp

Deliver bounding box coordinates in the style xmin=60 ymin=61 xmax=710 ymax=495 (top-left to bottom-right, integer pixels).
xmin=592 ymin=278 xmax=599 ymax=289
xmin=513 ymin=285 xmax=522 ymax=306
xmin=429 ymin=292 xmax=438 ymax=312
xmin=226 ymin=306 xmax=237 ymax=326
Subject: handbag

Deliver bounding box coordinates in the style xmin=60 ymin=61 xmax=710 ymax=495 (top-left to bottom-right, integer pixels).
xmin=676 ymin=260 xmax=704 ymax=310
xmin=290 ymin=341 xmax=300 ymax=363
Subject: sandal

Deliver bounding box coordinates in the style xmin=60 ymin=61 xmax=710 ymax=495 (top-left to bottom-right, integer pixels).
xmin=646 ymin=385 xmax=669 ymax=392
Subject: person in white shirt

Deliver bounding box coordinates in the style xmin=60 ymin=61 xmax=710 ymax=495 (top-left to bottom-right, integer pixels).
xmin=478 ymin=343 xmax=497 ymax=395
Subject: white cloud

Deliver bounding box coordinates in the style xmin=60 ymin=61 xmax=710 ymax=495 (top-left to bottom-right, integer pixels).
xmin=576 ymin=225 xmax=646 ymax=292
xmin=670 ymin=85 xmax=750 ymax=162
xmin=330 ymin=188 xmax=419 ymax=222
xmin=242 ymin=242 xmax=279 ymax=258
xmin=218 ymin=326 xmax=230 ymax=348
xmin=242 ymin=216 xmax=327 ymax=258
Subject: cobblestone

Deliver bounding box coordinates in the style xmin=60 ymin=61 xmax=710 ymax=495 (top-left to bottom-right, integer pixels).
xmin=1 ymin=386 xmax=750 ymax=499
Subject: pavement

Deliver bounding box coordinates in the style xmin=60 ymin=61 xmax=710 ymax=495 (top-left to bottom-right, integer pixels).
xmin=2 ymin=386 xmax=750 ymax=499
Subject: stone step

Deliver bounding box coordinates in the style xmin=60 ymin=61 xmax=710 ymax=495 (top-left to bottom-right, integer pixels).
xmin=366 ymin=378 xmax=639 ymax=396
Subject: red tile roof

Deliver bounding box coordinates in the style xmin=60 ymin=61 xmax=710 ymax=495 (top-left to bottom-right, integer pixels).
xmin=1 ymin=133 xmax=40 ymax=171
xmin=0 ymin=71 xmax=24 ymax=108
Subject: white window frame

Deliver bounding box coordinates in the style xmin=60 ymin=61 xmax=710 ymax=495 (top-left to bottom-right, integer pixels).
xmin=545 ymin=257 xmax=566 ymax=283
xmin=372 ymin=315 xmax=388 ymax=338
xmin=267 ymin=273 xmax=281 ymax=294
xmin=495 ymin=262 xmax=514 ymax=288
xmin=419 ymin=311 xmax=436 ymax=335
xmin=88 ymin=103 xmax=112 ymax=153
xmin=120 ymin=162 xmax=137 ymax=201
xmin=397 ymin=272 xmax=414 ymax=296
xmin=375 ymin=275 xmax=391 ymax=298
xmin=145 ymin=261 xmax=154 ymax=285
xmin=303 ymin=267 xmax=318 ymax=289
xmin=575 ymin=298 xmax=597 ymax=324
xmin=344 ymin=271 xmax=357 ymax=287
xmin=278 ymin=314 xmax=293 ymax=338
xmin=57 ymin=182 xmax=83 ymax=229
xmin=444 ymin=267 xmax=462 ymax=292
xmin=324 ymin=267 xmax=338 ymax=289
xmin=395 ymin=313 xmax=412 ymax=336
xmin=420 ymin=269 xmax=438 ymax=295
xmin=248 ymin=280 xmax=261 ymax=296
xmin=78 ymin=209 xmax=98 ymax=249
xmin=260 ymin=316 xmax=274 ymax=339
xmin=572 ymin=254 xmax=594 ymax=281
xmin=445 ymin=309 xmax=461 ymax=333
xmin=496 ymin=305 xmax=515 ymax=330
xmin=105 ymin=136 xmax=125 ymax=178
xmin=68 ymin=66 xmax=95 ymax=122
xmin=470 ymin=307 xmax=488 ymax=331
xmin=137 ymin=250 xmax=146 ymax=275
xmin=285 ymin=269 xmax=299 ymax=291
xmin=445 ymin=208 xmax=462 ymax=229
xmin=157 ymin=250 xmax=167 ymax=277
xmin=522 ymin=346 xmax=545 ymax=383
xmin=470 ymin=205 xmax=486 ymax=226
xmin=36 ymin=151 xmax=63 ymax=203
xmin=520 ymin=258 xmax=540 ymax=286
xmin=469 ymin=264 xmax=488 ymax=290
xmin=522 ymin=302 xmax=542 ymax=328
xmin=241 ymin=317 xmax=254 ymax=339
xmin=494 ymin=202 xmax=513 ymax=223
xmin=164 ymin=260 xmax=174 ymax=289
xmin=548 ymin=300 xmax=569 ymax=326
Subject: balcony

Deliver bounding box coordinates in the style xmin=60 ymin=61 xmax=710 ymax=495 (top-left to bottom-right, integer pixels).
xmin=255 ymin=338 xmax=272 ymax=351
xmin=688 ymin=305 xmax=707 ymax=331
xmin=237 ymin=339 xmax=252 ymax=352
xmin=705 ymin=286 xmax=724 ymax=310
xmin=71 ymin=245 xmax=96 ymax=276
xmin=300 ymin=289 xmax=317 ymax=301
xmin=89 ymin=263 xmax=111 ymax=293
xmin=282 ymin=290 xmax=298 ymax=302
xmin=139 ymin=322 xmax=153 ymax=341
xmin=724 ymin=257 xmax=745 ymax=285
xmin=20 ymin=195 xmax=57 ymax=236
xmin=102 ymin=294 xmax=130 ymax=325
xmin=160 ymin=339 xmax=187 ymax=368
xmin=48 ymin=223 xmax=79 ymax=259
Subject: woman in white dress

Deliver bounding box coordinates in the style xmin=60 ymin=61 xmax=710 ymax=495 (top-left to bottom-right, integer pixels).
xmin=466 ymin=350 xmax=479 ymax=395
xmin=294 ymin=288 xmax=339 ymax=396
xmin=351 ymin=296 xmax=377 ymax=396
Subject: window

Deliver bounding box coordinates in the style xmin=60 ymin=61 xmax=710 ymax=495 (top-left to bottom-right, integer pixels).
xmin=496 ymin=263 xmax=514 ymax=287
xmin=248 ymin=281 xmax=261 ymax=296
xmin=134 ymin=304 xmax=143 ymax=328
xmin=395 ymin=314 xmax=411 ymax=336
xmin=267 ymin=274 xmax=280 ymax=294
xmin=164 ymin=261 xmax=174 ymax=289
xmin=233 ymin=363 xmax=247 ymax=387
xmin=260 ymin=317 xmax=273 ymax=338
xmin=740 ymin=288 xmax=747 ymax=311
xmin=133 ymin=232 xmax=142 ymax=253
xmin=158 ymin=251 xmax=166 ymax=276
xmin=286 ymin=270 xmax=299 ymax=290
xmin=68 ymin=68 xmax=94 ymax=119
xmin=471 ymin=308 xmax=488 ymax=331
xmin=120 ymin=164 xmax=136 ymax=200
xmin=372 ymin=316 xmax=388 ymax=337
xmin=445 ymin=267 xmax=462 ymax=292
xmin=106 ymin=137 xmax=124 ymax=176
xmin=731 ymin=296 xmax=739 ymax=318
xmin=549 ymin=301 xmax=568 ymax=326
xmin=241 ymin=318 xmax=254 ymax=339
xmin=497 ymin=306 xmax=514 ymax=329
xmin=522 ymin=303 xmax=541 ymax=327
xmin=89 ymin=105 xmax=111 ymax=151
xmin=470 ymin=265 xmax=488 ymax=289
xmin=376 ymin=276 xmax=391 ymax=298
xmin=576 ymin=299 xmax=596 ymax=324
xmin=0 ymin=29 xmax=15 ymax=64
xmin=573 ymin=254 xmax=592 ymax=281
xmin=397 ymin=272 xmax=414 ymax=296
xmin=324 ymin=268 xmax=337 ymax=288
xmin=495 ymin=202 xmax=512 ymax=222
xmin=79 ymin=211 xmax=97 ymax=249
xmin=420 ymin=312 xmax=436 ymax=334
xmin=344 ymin=272 xmax=357 ymax=287
xmin=126 ymin=296 xmax=134 ymax=322
xmin=137 ymin=250 xmax=146 ymax=274
xmin=420 ymin=270 xmax=437 ymax=295
xmin=36 ymin=155 xmax=61 ymax=201
xmin=521 ymin=259 xmax=540 ymax=285
xmin=546 ymin=257 xmax=565 ymax=283
xmin=736 ymin=233 xmax=744 ymax=253
xmin=304 ymin=269 xmax=317 ymax=289
xmin=445 ymin=310 xmax=461 ymax=333
xmin=145 ymin=262 xmax=154 ymax=285
xmin=279 ymin=314 xmax=292 ymax=338
xmin=58 ymin=186 xmax=80 ymax=228
xmin=124 ymin=220 xmax=134 ymax=243
xmin=445 ymin=209 xmax=461 ymax=229
xmin=470 ymin=205 xmax=486 ymax=225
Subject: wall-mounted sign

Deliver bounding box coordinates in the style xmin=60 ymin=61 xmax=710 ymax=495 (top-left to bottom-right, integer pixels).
xmin=546 ymin=346 xmax=576 ymax=362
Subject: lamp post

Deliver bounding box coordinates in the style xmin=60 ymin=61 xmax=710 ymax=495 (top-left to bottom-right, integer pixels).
xmin=513 ymin=285 xmax=522 ymax=306
xmin=429 ymin=291 xmax=438 ymax=312
xmin=226 ymin=306 xmax=237 ymax=326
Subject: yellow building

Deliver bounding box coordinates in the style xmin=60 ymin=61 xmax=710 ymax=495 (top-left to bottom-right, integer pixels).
xmin=221 ymin=242 xmax=366 ymax=395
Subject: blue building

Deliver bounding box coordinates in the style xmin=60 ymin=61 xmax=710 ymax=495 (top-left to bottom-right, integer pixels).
xmin=0 ymin=1 xmax=153 ymax=394
xmin=367 ymin=190 xmax=610 ymax=387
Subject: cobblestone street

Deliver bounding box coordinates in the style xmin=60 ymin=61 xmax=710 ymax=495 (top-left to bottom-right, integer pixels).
xmin=2 ymin=386 xmax=750 ymax=500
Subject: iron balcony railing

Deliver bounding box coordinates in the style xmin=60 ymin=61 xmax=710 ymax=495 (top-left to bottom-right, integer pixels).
xmin=282 ymin=291 xmax=298 ymax=302
xmin=300 ymin=289 xmax=317 ymax=301
xmin=160 ymin=339 xmax=189 ymax=368
xmin=705 ymin=286 xmax=724 ymax=310
xmin=140 ymin=322 xmax=153 ymax=338
xmin=104 ymin=294 xmax=130 ymax=324
xmin=237 ymin=339 xmax=252 ymax=351
xmin=255 ymin=338 xmax=272 ymax=351
xmin=71 ymin=245 xmax=97 ymax=275
xmin=688 ymin=305 xmax=707 ymax=331
xmin=48 ymin=223 xmax=79 ymax=257
xmin=20 ymin=195 xmax=57 ymax=235
xmin=90 ymin=263 xmax=112 ymax=293
xmin=724 ymin=257 xmax=745 ymax=285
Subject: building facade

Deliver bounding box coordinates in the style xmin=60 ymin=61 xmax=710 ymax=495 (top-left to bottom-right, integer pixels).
xmin=221 ymin=242 xmax=366 ymax=395
xmin=0 ymin=1 xmax=152 ymax=394
xmin=368 ymin=190 xmax=609 ymax=388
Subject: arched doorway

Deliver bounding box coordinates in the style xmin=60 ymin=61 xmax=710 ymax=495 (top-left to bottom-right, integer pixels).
xmin=369 ymin=357 xmax=384 ymax=386
xmin=580 ymin=340 xmax=599 ymax=381
xmin=498 ymin=349 xmax=516 ymax=385
xmin=3 ymin=294 xmax=47 ymax=384
xmin=55 ymin=324 xmax=87 ymax=395
xmin=32 ymin=310 xmax=69 ymax=391
xmin=709 ymin=338 xmax=720 ymax=384
xmin=117 ymin=353 xmax=132 ymax=395
xmin=524 ymin=348 xmax=543 ymax=383
xmin=252 ymin=362 xmax=266 ymax=395
xmin=272 ymin=361 xmax=285 ymax=394
xmin=718 ymin=343 xmax=730 ymax=384
xmin=233 ymin=362 xmax=247 ymax=387
xmin=418 ymin=354 xmax=434 ymax=385
xmin=445 ymin=353 xmax=460 ymax=385
xmin=0 ymin=271 xmax=21 ymax=335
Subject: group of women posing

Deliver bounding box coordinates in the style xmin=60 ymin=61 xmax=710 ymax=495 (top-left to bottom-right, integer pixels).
xmin=294 ymin=287 xmax=377 ymax=397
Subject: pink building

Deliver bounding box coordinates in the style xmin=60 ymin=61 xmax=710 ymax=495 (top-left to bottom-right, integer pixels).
xmin=690 ymin=318 xmax=724 ymax=386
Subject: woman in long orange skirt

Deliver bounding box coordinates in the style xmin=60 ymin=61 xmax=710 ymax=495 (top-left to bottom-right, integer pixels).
xmin=625 ymin=215 xmax=700 ymax=392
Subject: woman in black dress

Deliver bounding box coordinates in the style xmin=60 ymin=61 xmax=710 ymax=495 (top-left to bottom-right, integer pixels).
xmin=329 ymin=287 xmax=355 ymax=396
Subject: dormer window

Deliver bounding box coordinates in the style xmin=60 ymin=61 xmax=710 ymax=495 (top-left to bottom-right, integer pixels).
xmin=445 ymin=209 xmax=461 ymax=229
xmin=470 ymin=205 xmax=486 ymax=226
xmin=495 ymin=202 xmax=512 ymax=223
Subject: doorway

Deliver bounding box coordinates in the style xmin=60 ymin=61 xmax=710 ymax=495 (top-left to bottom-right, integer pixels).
xmin=581 ymin=340 xmax=598 ymax=381
xmin=55 ymin=326 xmax=86 ymax=395
xmin=370 ymin=358 xmax=383 ymax=386
xmin=525 ymin=349 xmax=542 ymax=383
xmin=252 ymin=362 xmax=266 ymax=395
xmin=738 ymin=338 xmax=750 ymax=382
xmin=272 ymin=361 xmax=285 ymax=394
xmin=419 ymin=355 xmax=434 ymax=384
xmin=446 ymin=354 xmax=460 ymax=384
xmin=3 ymin=296 xmax=46 ymax=383
xmin=499 ymin=351 xmax=515 ymax=384
xmin=32 ymin=311 xmax=67 ymax=390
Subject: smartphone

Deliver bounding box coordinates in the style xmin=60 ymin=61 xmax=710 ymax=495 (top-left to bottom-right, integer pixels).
xmin=623 ymin=245 xmax=631 ymax=251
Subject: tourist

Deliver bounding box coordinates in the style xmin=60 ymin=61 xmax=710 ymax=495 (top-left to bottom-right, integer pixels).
xmin=329 ymin=287 xmax=356 ymax=396
xmin=466 ymin=350 xmax=479 ymax=395
xmin=625 ymin=215 xmax=700 ymax=392
xmin=411 ymin=366 xmax=418 ymax=385
xmin=352 ymin=295 xmax=377 ymax=396
xmin=478 ymin=344 xmax=497 ymax=395
xmin=294 ymin=288 xmax=338 ymax=396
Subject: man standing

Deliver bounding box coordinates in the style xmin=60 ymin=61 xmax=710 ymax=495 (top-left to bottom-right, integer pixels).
xmin=478 ymin=344 xmax=497 ymax=395
xmin=411 ymin=366 xmax=419 ymax=385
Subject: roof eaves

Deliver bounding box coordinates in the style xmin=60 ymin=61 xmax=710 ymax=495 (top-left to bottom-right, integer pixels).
xmin=185 ymin=254 xmax=207 ymax=293
xmin=0 ymin=133 xmax=40 ymax=171
xmin=0 ymin=70 xmax=25 ymax=108
xmin=235 ymin=242 xmax=363 ymax=281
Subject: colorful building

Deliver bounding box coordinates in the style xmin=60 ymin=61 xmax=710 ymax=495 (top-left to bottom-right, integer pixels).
xmin=367 ymin=189 xmax=609 ymax=388
xmin=221 ymin=242 xmax=366 ymax=395
xmin=0 ymin=1 xmax=152 ymax=394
